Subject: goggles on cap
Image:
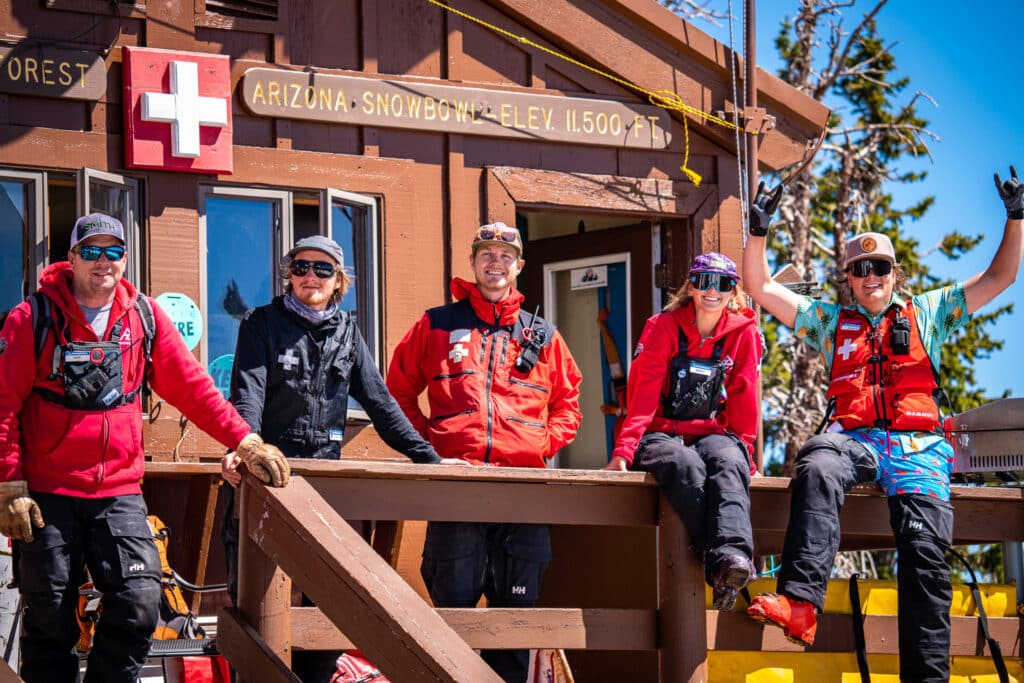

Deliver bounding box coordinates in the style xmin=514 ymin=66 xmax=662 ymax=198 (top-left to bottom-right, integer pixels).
xmin=690 ymin=272 xmax=736 ymax=293
xmin=847 ymin=258 xmax=893 ymax=278
xmin=75 ymin=245 xmax=126 ymax=262
xmin=474 ymin=225 xmax=520 ymax=245
xmin=290 ymin=259 xmax=338 ymax=279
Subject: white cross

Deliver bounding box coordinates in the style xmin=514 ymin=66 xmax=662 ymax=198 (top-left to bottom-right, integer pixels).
xmin=448 ymin=344 xmax=466 ymax=363
xmin=141 ymin=60 xmax=228 ymax=158
xmin=837 ymin=338 xmax=858 ymax=361
xmin=277 ymin=349 xmax=299 ymax=371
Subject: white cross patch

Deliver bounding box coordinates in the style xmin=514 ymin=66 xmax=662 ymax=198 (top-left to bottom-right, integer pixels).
xmin=838 ymin=338 xmax=858 ymax=361
xmin=448 ymin=344 xmax=467 ymax=363
xmin=277 ymin=349 xmax=299 ymax=371
xmin=141 ymin=60 xmax=229 ymax=158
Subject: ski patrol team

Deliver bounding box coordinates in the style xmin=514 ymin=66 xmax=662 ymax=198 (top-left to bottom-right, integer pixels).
xmin=0 ymin=163 xmax=1020 ymax=683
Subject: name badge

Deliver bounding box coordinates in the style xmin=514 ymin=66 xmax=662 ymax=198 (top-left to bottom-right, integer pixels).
xmin=64 ymin=350 xmax=91 ymax=363
xmin=689 ymin=361 xmax=713 ymax=377
xmin=328 ymin=429 xmax=344 ymax=442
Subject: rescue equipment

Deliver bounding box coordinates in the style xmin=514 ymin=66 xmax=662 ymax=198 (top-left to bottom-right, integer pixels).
xmin=662 ymin=331 xmax=727 ymax=421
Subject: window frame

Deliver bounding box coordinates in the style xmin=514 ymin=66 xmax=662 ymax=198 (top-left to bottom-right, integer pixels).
xmin=77 ymin=167 xmax=143 ymax=288
xmin=321 ymin=187 xmax=381 ymax=366
xmin=0 ymin=169 xmax=46 ymax=300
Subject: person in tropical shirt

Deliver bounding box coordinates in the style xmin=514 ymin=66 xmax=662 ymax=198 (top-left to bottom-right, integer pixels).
xmin=739 ymin=170 xmax=1024 ymax=682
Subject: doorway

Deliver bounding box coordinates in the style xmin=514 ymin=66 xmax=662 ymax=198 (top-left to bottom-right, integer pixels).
xmin=517 ymin=217 xmax=659 ymax=469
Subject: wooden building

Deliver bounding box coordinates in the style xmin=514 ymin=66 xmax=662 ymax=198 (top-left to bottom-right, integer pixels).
xmin=0 ymin=0 xmax=828 ymax=679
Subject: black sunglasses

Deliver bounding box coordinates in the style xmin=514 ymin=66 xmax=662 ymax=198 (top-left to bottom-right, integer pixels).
xmin=847 ymin=258 xmax=893 ymax=278
xmin=290 ymin=259 xmax=337 ymax=279
xmin=76 ymin=245 xmax=126 ymax=262
xmin=689 ymin=272 xmax=736 ymax=293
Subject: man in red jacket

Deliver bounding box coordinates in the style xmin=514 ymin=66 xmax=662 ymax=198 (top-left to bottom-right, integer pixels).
xmin=387 ymin=222 xmax=582 ymax=683
xmin=0 ymin=213 xmax=289 ymax=683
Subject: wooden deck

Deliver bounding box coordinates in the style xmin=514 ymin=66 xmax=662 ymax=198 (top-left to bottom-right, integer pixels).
xmin=143 ymin=461 xmax=1024 ymax=682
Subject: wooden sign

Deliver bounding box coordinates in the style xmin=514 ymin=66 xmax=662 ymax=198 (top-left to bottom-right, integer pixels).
xmin=240 ymin=68 xmax=672 ymax=149
xmin=0 ymin=44 xmax=106 ymax=100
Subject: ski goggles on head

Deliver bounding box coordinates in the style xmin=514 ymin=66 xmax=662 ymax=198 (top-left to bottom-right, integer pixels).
xmin=290 ymin=259 xmax=337 ymax=279
xmin=847 ymin=258 xmax=893 ymax=278
xmin=689 ymin=272 xmax=736 ymax=293
xmin=75 ymin=245 xmax=126 ymax=262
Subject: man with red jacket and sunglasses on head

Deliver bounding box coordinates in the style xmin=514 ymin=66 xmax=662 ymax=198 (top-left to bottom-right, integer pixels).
xmin=387 ymin=221 xmax=582 ymax=683
xmin=742 ymin=168 xmax=1024 ymax=682
xmin=605 ymin=251 xmax=762 ymax=612
xmin=0 ymin=213 xmax=288 ymax=683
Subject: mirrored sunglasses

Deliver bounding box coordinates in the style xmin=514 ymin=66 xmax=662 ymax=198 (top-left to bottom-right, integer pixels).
xmin=690 ymin=272 xmax=736 ymax=293
xmin=76 ymin=245 xmax=125 ymax=262
xmin=475 ymin=226 xmax=520 ymax=244
xmin=290 ymin=259 xmax=337 ymax=279
xmin=847 ymin=258 xmax=893 ymax=278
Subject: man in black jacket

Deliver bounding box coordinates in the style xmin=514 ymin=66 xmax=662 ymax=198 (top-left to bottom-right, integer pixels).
xmin=220 ymin=235 xmax=459 ymax=681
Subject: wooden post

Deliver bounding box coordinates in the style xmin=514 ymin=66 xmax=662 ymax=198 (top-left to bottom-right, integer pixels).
xmin=237 ymin=475 xmax=293 ymax=680
xmin=657 ymin=495 xmax=707 ymax=682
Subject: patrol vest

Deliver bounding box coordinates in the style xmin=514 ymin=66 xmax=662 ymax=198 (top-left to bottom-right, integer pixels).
xmin=827 ymin=305 xmax=940 ymax=431
xmin=662 ymin=331 xmax=727 ymax=422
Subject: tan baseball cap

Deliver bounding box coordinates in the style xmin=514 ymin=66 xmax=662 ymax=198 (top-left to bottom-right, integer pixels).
xmin=844 ymin=232 xmax=896 ymax=269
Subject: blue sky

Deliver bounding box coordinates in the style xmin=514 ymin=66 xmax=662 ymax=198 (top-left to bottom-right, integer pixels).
xmin=695 ymin=1 xmax=1024 ymax=399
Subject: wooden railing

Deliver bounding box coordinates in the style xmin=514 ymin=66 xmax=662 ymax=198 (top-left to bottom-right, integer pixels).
xmin=141 ymin=461 xmax=1024 ymax=682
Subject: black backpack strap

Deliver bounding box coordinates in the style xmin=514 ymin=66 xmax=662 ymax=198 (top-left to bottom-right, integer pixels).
xmin=123 ymin=295 xmax=158 ymax=404
xmin=950 ymin=549 xmax=1009 ymax=683
xmin=711 ymin=336 xmax=725 ymax=362
xmin=27 ymin=292 xmax=53 ymax=359
xmin=134 ymin=295 xmax=157 ymax=365
xmin=848 ymin=573 xmax=871 ymax=683
xmin=815 ymin=396 xmax=837 ymax=434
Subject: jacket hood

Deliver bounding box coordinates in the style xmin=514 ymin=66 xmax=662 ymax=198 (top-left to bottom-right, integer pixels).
xmin=674 ymin=301 xmax=757 ymax=344
xmin=37 ymin=261 xmax=138 ymax=330
xmin=449 ymin=277 xmax=523 ymax=326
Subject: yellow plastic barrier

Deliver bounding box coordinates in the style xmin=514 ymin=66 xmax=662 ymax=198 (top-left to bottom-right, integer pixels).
xmin=711 ymin=652 xmax=1020 ymax=681
xmin=716 ymin=577 xmax=1017 ymax=617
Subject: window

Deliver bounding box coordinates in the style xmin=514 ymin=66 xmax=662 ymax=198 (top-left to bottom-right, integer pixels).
xmin=199 ymin=185 xmax=380 ymax=418
xmin=0 ymin=167 xmax=142 ymax=309
xmin=0 ymin=171 xmax=44 ymax=309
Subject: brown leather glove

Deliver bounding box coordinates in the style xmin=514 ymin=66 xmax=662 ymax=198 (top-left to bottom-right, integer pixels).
xmin=0 ymin=480 xmax=44 ymax=542
xmin=236 ymin=434 xmax=291 ymax=488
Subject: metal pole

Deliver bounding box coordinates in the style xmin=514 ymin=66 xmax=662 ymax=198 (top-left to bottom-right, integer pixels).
xmin=745 ymin=0 xmax=765 ymax=470
xmin=1004 ymin=541 xmax=1024 ymax=610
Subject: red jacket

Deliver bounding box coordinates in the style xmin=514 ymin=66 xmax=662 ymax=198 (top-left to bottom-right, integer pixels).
xmin=611 ymin=303 xmax=762 ymax=471
xmin=0 ymin=263 xmax=251 ymax=497
xmin=828 ymin=304 xmax=940 ymax=431
xmin=386 ymin=278 xmax=582 ymax=468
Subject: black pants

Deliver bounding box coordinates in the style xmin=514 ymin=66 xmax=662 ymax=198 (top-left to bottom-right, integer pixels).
xmin=16 ymin=493 xmax=161 ymax=683
xmin=421 ymin=522 xmax=552 ymax=683
xmin=630 ymin=432 xmax=753 ymax=584
xmin=776 ymin=433 xmax=954 ymax=682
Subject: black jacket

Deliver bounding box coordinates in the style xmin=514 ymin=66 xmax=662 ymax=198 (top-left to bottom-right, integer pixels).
xmin=229 ymin=297 xmax=439 ymax=462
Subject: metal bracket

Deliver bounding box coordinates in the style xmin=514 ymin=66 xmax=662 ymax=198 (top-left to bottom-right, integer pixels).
xmin=715 ymin=102 xmax=777 ymax=134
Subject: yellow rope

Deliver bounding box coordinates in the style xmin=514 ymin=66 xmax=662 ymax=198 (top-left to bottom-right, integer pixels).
xmin=425 ymin=0 xmax=756 ymax=185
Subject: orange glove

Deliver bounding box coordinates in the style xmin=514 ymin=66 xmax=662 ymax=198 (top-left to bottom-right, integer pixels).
xmin=0 ymin=481 xmax=44 ymax=542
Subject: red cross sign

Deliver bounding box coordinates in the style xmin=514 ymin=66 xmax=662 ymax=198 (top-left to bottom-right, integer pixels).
xmin=123 ymin=46 xmax=233 ymax=174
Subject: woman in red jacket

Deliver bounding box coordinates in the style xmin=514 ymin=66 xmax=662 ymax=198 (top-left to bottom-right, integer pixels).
xmin=605 ymin=252 xmax=762 ymax=610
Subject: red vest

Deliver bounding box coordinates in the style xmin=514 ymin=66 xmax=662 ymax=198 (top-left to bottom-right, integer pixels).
xmin=827 ymin=305 xmax=940 ymax=431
